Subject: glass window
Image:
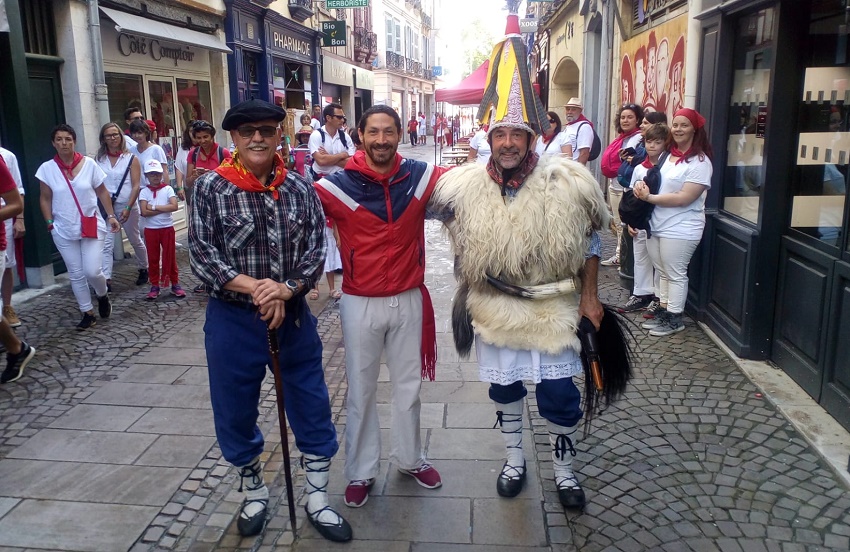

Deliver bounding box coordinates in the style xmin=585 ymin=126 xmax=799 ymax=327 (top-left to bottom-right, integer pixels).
xmin=176 ymin=79 xmax=212 ymax=129
xmin=148 ymin=79 xmax=177 ymax=139
xmin=105 ymin=73 xmax=145 ymax=130
xmin=790 ymin=1 xmax=849 ymax=248
xmin=721 ymin=8 xmax=775 ymax=224
xmin=273 ymin=58 xmax=307 ymax=110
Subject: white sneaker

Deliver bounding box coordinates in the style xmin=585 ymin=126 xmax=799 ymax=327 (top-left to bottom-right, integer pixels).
xmin=600 ymin=255 xmax=620 ymax=267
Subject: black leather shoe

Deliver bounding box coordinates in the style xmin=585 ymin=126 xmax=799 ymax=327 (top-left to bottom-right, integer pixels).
xmin=496 ymin=460 xmax=526 ymax=498
xmin=97 ymin=295 xmax=112 ymax=319
xmin=558 ymin=485 xmax=586 ymax=509
xmin=236 ymin=499 xmax=267 ymax=537
xmin=135 ymin=269 xmax=149 ymax=286
xmin=305 ymin=505 xmax=353 ymax=542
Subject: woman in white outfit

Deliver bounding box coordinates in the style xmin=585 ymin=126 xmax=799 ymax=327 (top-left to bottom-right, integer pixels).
xmin=37 ymin=124 xmax=121 ymax=330
xmin=632 ymin=108 xmax=713 ymax=337
xmin=95 ymin=123 xmax=149 ymax=289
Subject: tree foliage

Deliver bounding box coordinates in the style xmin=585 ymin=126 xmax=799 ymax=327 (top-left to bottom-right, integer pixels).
xmin=460 ymin=19 xmax=501 ymax=79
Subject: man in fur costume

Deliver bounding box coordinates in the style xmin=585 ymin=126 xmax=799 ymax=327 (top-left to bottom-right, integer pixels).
xmin=429 ymin=5 xmax=610 ymax=509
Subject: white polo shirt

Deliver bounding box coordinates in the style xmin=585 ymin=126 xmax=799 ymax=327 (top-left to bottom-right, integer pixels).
xmin=308 ymin=125 xmax=356 ymax=176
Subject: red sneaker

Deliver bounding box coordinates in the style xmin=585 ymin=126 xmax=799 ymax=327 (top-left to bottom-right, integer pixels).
xmin=344 ymin=478 xmax=375 ymax=508
xmin=398 ymin=463 xmax=442 ymax=489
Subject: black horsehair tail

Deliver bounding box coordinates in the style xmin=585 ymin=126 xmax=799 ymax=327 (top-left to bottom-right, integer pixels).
xmin=452 ymin=282 xmax=474 ymax=358
xmin=581 ymin=305 xmax=635 ymax=437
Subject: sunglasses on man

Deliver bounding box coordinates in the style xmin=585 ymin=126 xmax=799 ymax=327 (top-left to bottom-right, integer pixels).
xmin=236 ymin=125 xmax=279 ymax=138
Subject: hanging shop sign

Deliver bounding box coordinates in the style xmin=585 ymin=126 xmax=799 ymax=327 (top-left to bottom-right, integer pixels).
xmin=322 ymin=21 xmax=347 ymax=47
xmin=117 ymin=33 xmax=195 ymax=66
xmin=326 ymin=0 xmax=369 ymax=7
xmin=520 ymin=18 xmax=538 ymax=33
xmin=268 ymin=24 xmax=314 ymax=64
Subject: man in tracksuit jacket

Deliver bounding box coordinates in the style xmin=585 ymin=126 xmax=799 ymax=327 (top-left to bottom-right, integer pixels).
xmin=314 ymin=105 xmax=448 ymax=508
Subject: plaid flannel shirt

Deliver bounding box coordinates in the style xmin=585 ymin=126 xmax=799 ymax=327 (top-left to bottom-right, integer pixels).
xmin=188 ymin=168 xmax=326 ymax=306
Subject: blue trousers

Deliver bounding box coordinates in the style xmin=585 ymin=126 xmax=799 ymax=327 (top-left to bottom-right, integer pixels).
xmin=489 ymin=378 xmax=583 ymax=427
xmin=205 ymin=298 xmax=338 ymax=466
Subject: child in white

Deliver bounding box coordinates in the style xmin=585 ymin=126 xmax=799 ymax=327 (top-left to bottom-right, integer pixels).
xmin=138 ymin=159 xmax=184 ymax=299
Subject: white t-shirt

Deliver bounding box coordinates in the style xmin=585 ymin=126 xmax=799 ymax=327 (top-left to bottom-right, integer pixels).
xmin=123 ymin=134 xmax=138 ymax=153
xmin=309 ymin=126 xmax=356 ymax=176
xmin=138 ymin=185 xmax=176 ymax=229
xmin=174 ymin=147 xmax=191 ymax=177
xmin=534 ymin=131 xmax=568 ymax=157
xmin=0 ymin=147 xmax=24 ymax=194
xmin=650 ymin=155 xmax=713 ymax=240
xmin=134 ymin=144 xmax=169 ymax=174
xmin=469 ymin=130 xmax=491 ymax=165
xmin=95 ymin=153 xmax=135 ymax=204
xmin=610 ymin=133 xmax=644 ymax=192
xmin=36 ymin=157 xmax=107 ymax=240
xmin=418 ymin=116 xmax=426 ymax=133
xmin=562 ymin=121 xmax=595 ymax=162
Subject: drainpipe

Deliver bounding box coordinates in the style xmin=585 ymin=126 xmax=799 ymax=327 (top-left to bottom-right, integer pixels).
xmin=88 ymin=0 xmax=111 ymax=127
xmin=597 ymin=0 xmax=613 ymax=144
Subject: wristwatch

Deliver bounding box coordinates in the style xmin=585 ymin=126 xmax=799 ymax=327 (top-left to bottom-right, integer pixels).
xmin=284 ymin=279 xmax=301 ymax=293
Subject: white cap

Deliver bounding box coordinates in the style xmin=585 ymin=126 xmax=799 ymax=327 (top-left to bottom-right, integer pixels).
xmin=143 ymin=159 xmax=163 ymax=174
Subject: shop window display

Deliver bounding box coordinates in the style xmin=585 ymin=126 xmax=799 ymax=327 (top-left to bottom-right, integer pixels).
xmin=176 ymin=79 xmax=212 ymax=129
xmin=106 ymin=72 xmax=145 ymax=129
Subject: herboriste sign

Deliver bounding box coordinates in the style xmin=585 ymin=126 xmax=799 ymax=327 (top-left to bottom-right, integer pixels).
xmin=118 ymin=33 xmax=195 ymax=66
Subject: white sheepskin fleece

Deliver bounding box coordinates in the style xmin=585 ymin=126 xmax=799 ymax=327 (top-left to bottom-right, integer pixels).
xmin=432 ymin=155 xmax=610 ymax=353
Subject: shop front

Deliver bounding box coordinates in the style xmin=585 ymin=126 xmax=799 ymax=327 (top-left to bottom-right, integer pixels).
xmin=322 ymin=55 xmax=355 ymax=118
xmin=224 ymin=0 xmax=320 ymax=112
xmin=100 ymin=7 xmax=230 ymax=138
xmin=354 ymin=66 xmax=375 ymax=125
xmin=695 ymin=0 xmax=850 ymax=430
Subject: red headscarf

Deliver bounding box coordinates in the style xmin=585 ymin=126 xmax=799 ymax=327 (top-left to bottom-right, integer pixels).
xmin=671 ymin=108 xmax=707 ymax=163
xmin=674 ymin=108 xmax=706 ymax=129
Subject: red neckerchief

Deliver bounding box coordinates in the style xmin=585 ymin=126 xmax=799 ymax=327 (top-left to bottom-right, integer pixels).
xmin=215 ymin=149 xmax=288 ymax=200
xmin=54 ymin=153 xmax=84 ymax=178
xmin=486 ymin=151 xmax=540 ymax=193
xmin=107 ymin=151 xmax=122 ymax=159
xmin=566 ymin=114 xmax=591 ymax=127
xmin=147 ymin=182 xmax=168 ymax=198
xmin=541 ymin=132 xmax=555 ymax=145
xmin=670 ymin=145 xmax=697 ymax=164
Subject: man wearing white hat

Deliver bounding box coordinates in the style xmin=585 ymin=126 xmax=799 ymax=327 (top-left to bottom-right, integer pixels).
xmin=562 ymin=97 xmax=595 ymax=165
xmin=430 ymin=5 xmax=631 ymax=510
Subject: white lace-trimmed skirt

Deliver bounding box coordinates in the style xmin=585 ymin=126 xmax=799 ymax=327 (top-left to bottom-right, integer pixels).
xmin=476 ymin=338 xmax=583 ymax=385
xmin=323 ymin=226 xmax=343 ymax=273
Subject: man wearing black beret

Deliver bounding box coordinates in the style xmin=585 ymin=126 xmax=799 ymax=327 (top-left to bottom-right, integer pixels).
xmin=188 ymin=99 xmax=351 ymax=542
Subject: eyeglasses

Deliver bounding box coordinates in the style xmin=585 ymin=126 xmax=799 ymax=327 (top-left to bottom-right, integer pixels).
xmin=330 ymin=114 xmax=347 ymax=121
xmin=236 ymin=125 xmax=278 ymax=138
xmin=104 ymin=133 xmax=122 ymax=139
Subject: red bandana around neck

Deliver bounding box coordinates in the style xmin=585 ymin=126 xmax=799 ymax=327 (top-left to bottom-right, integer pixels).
xmin=215 ymin=149 xmax=288 ymax=200
xmin=54 ymin=153 xmax=84 ymax=178
xmin=147 ymin=181 xmax=168 ymax=198
xmin=107 ymin=150 xmax=123 ymax=159
xmin=486 ymin=151 xmax=540 ymax=192
xmin=670 ymin=145 xmax=696 ymax=164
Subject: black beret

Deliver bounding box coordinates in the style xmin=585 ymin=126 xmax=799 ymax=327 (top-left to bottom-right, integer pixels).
xmin=221 ymin=99 xmax=286 ymax=130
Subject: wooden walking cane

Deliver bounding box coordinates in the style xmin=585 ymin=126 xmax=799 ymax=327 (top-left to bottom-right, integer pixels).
xmin=267 ymin=326 xmax=298 ymax=534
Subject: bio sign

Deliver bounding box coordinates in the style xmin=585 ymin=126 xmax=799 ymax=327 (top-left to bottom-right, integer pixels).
xmin=326 ymin=0 xmax=369 ymax=7
xmin=322 ymin=21 xmax=347 ymax=47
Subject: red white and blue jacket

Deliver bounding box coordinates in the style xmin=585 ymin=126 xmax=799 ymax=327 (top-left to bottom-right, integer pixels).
xmin=314 ymin=150 xmax=447 ymax=297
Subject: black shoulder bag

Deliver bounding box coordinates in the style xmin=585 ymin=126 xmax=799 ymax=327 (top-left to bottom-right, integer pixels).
xmin=99 ymin=158 xmax=132 ymax=219
xmin=618 ymin=151 xmax=669 ymax=238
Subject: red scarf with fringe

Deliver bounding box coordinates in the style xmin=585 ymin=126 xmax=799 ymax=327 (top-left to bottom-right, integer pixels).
xmin=215 ymin=150 xmax=288 ymax=200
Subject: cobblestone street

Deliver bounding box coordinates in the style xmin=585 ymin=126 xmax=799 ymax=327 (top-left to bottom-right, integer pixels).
xmin=0 ymin=144 xmax=849 ymax=551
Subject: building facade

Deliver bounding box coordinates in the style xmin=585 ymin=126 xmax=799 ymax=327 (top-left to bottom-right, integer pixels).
xmin=0 ymin=0 xmax=229 ymax=288
xmin=692 ymin=0 xmax=850 ymax=431
xmin=372 ymin=0 xmax=437 ymax=140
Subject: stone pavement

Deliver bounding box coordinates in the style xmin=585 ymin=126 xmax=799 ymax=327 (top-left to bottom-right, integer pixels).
xmin=0 ymin=144 xmax=848 ymax=551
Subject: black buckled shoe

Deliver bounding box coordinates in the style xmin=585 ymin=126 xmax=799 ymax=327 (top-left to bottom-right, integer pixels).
xmin=305 ymin=505 xmax=353 ymax=542
xmin=496 ymin=460 xmax=526 ymax=498
xmin=236 ymin=498 xmax=267 ymax=537
xmin=556 ymin=478 xmax=587 ymax=509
